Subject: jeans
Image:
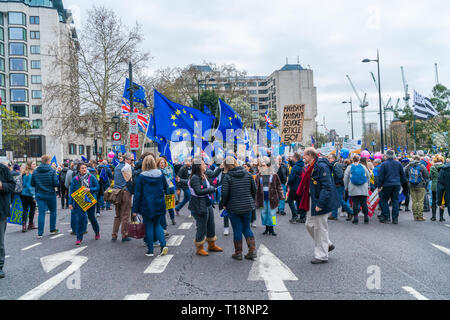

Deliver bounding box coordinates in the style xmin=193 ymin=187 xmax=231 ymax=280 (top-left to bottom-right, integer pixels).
xmin=0 ymin=218 xmax=6 ymax=269
xmin=278 ymin=184 xmax=287 ymax=212
xmin=229 ymin=211 xmax=254 ymax=241
xmin=36 ymin=193 xmax=57 ymax=236
xmin=167 ymin=187 xmax=175 ymax=220
xmin=380 ymin=186 xmax=400 ymax=221
xmin=224 ymin=216 xmax=229 ymax=228
xmin=192 ymin=206 xmax=215 ymax=242
xmin=175 ymin=188 xmax=191 ymax=212
xmin=332 ymin=185 xmax=353 ymax=217
xmin=261 ymin=200 xmax=277 ymax=226
xmin=287 ymin=193 xmax=298 ymax=219
xmin=143 ymin=215 xmax=166 ymax=253
xmin=75 ymin=205 xmax=100 ymax=241
xmin=351 ymin=195 xmax=368 ymax=220
xmin=60 ymin=185 xmax=69 ymax=208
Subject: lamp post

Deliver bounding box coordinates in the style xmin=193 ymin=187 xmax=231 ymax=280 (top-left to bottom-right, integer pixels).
xmin=342 ymin=98 xmax=354 ymax=140
xmin=197 ymin=76 xmax=210 ymax=112
xmin=362 ymin=49 xmax=384 ymax=153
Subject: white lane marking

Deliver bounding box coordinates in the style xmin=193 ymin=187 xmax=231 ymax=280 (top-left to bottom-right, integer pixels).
xmin=431 ymin=243 xmax=450 ymax=256
xmin=124 ymin=294 xmax=149 ymax=300
xmin=18 ymin=246 xmax=88 ymax=300
xmin=178 ymin=223 xmax=193 ymax=230
xmin=50 ymin=234 xmax=64 ymax=240
xmin=5 ymin=255 xmax=10 ymax=259
xmin=21 ymin=243 xmax=42 ymax=251
xmin=60 ymin=223 xmax=70 ymax=225
xmin=166 ymin=235 xmax=185 ymax=246
xmin=144 ymin=255 xmax=174 ymax=274
xmin=444 ymin=224 xmax=450 ymax=228
xmin=248 ymin=244 xmax=298 ymax=300
xmin=402 ymin=286 xmax=429 ymax=300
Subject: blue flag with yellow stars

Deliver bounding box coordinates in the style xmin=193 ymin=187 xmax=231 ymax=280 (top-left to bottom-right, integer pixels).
xmin=123 ymin=78 xmax=148 ymax=108
xmin=154 ymin=89 xmax=214 ymax=142
xmin=146 ymin=114 xmax=156 ymax=141
xmin=203 ymin=105 xmax=213 ymax=116
xmin=156 ymin=136 xmax=172 ymax=163
xmin=216 ymin=99 xmax=243 ymax=141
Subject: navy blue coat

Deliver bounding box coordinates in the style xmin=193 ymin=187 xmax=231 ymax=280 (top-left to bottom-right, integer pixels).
xmin=68 ymin=174 xmax=100 ymax=209
xmin=132 ymin=170 xmax=168 ymax=219
xmin=287 ymin=160 xmax=305 ymax=191
xmin=377 ymin=159 xmax=406 ymax=188
xmin=310 ymin=158 xmax=340 ymax=216
xmin=31 ymin=164 xmax=59 ymax=195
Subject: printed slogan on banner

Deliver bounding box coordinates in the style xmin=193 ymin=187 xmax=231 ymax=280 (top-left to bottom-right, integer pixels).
xmin=281 ymin=104 xmax=305 ymax=144
xmin=71 ymin=186 xmax=97 ymax=212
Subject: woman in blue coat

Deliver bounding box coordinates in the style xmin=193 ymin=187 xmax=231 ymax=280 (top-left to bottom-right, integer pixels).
xmin=132 ymin=155 xmax=169 ymax=257
xmin=68 ymin=163 xmax=100 ymax=245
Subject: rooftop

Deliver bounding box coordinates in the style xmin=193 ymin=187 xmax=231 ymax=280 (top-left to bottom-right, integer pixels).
xmin=279 ymin=64 xmax=305 ymax=71
xmin=0 ymin=0 xmax=72 ymax=23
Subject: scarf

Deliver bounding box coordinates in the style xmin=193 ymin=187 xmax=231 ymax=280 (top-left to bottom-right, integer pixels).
xmin=296 ymin=160 xmax=315 ymax=211
xmin=78 ymin=173 xmax=90 ymax=188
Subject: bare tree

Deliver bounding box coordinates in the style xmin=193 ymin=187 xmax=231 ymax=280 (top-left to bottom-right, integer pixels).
xmin=44 ymin=6 xmax=150 ymax=156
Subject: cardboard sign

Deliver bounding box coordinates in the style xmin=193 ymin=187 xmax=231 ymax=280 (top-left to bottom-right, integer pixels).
xmin=71 ymin=186 xmax=97 ymax=212
xmin=281 ymin=104 xmax=305 ymax=144
xmin=165 ymin=194 xmax=175 ymax=210
xmin=7 ymin=194 xmax=23 ymax=225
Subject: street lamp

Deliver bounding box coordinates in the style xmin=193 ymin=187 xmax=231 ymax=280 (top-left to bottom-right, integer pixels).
xmin=197 ymin=76 xmax=210 ymax=112
xmin=362 ymin=50 xmax=384 ymax=153
xmin=342 ymin=98 xmax=354 ymax=139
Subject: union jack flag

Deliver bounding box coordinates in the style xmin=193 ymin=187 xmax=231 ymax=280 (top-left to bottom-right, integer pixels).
xmin=137 ymin=112 xmax=149 ymax=133
xmin=121 ymin=97 xmax=138 ymax=116
xmin=265 ymin=111 xmax=274 ymax=127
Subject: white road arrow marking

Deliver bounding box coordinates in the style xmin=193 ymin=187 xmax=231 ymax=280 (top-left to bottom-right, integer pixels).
xmin=402 ymin=286 xmax=429 ymax=300
xmin=431 ymin=243 xmax=450 ymax=256
xmin=124 ymin=293 xmax=150 ymax=300
xmin=248 ymin=244 xmax=298 ymax=300
xmin=18 ymin=246 xmax=88 ymax=300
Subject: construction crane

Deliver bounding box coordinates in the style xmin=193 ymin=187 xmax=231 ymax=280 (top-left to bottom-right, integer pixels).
xmin=346 ymin=75 xmax=368 ymax=138
xmin=401 ymin=66 xmax=410 ymax=108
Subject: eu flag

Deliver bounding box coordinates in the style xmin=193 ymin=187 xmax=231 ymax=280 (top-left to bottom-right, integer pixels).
xmin=203 ymin=105 xmax=213 ymax=116
xmin=216 ymin=99 xmax=243 ymax=141
xmin=154 ymin=90 xmax=214 ymax=142
xmin=156 ymin=136 xmax=172 ymax=162
xmin=146 ymin=114 xmax=156 ymax=142
xmin=123 ymin=78 xmax=148 ymax=108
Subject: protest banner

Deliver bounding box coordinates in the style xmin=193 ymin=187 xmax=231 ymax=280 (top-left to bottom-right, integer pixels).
xmin=343 ymin=139 xmax=362 ymax=155
xmin=165 ymin=194 xmax=175 ymax=210
xmin=281 ymin=104 xmax=305 ymax=144
xmin=71 ymin=186 xmax=97 ymax=212
xmin=7 ymin=194 xmax=23 ymax=225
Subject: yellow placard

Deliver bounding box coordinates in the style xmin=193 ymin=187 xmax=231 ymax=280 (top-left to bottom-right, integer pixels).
xmin=71 ymin=186 xmax=97 ymax=212
xmin=165 ymin=194 xmax=175 ymax=210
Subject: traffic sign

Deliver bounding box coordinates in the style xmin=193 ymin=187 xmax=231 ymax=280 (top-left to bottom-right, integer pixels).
xmin=129 ymin=113 xmax=139 ymax=134
xmin=112 ymin=131 xmax=122 ymax=141
xmin=130 ymin=134 xmax=139 ymax=150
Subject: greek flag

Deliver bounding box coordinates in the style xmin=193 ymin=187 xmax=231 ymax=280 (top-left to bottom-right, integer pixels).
xmin=413 ymin=90 xmax=438 ymax=120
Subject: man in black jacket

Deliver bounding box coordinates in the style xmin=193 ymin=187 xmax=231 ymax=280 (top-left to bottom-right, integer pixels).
xmin=327 ymin=154 xmax=353 ymax=220
xmin=175 ymin=159 xmax=193 ymax=215
xmin=59 ymin=163 xmax=70 ymax=209
xmin=276 ymin=156 xmax=289 ymax=215
xmin=286 ymin=152 xmax=306 ymax=223
xmin=0 ymin=162 xmax=16 ymax=278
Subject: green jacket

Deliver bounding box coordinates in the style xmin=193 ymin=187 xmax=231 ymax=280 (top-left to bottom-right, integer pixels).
xmin=430 ymin=163 xmax=443 ymax=192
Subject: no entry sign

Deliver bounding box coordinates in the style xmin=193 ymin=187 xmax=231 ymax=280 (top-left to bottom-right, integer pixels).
xmin=112 ymin=131 xmax=122 ymax=141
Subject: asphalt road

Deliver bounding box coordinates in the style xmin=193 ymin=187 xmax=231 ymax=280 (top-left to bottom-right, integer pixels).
xmin=1 ymin=201 xmax=449 ymax=300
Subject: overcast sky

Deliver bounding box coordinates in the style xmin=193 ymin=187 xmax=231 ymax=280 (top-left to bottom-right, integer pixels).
xmin=64 ymin=0 xmax=450 ymax=139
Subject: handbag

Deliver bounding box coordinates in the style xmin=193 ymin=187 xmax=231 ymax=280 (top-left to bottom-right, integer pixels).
xmin=104 ymin=187 xmax=123 ymax=205
xmin=128 ymin=215 xmax=146 ymax=239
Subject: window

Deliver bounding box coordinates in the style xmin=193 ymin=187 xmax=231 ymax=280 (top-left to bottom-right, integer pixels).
xmin=0 ymin=13 xmax=3 ymax=26
xmin=10 ymin=58 xmax=27 ymax=71
xmin=9 ymin=27 xmax=26 ymax=40
xmin=31 ymin=75 xmax=41 ymax=84
xmin=251 ymin=105 xmax=258 ymax=111
xmin=10 ymin=73 xmax=27 ymax=86
xmin=9 ymin=42 xmax=27 ymax=56
xmin=11 ymin=105 xmax=28 ymax=117
xmin=30 ymin=45 xmax=40 ymax=54
xmin=31 ymin=90 xmax=41 ymax=99
xmin=258 ymin=90 xmax=268 ymax=94
xmin=0 ymin=58 xmax=4 ymax=72
xmin=10 ymin=88 xmax=28 ymax=102
xmin=0 ymin=73 xmax=4 ymax=87
xmin=29 ymin=16 xmax=39 ymax=25
xmin=0 ymin=27 xmax=3 ymax=41
xmin=79 ymin=145 xmax=85 ymax=155
xmin=0 ymin=89 xmax=5 ymax=102
xmin=31 ymin=60 xmax=40 ymax=69
xmin=247 ymin=82 xmax=257 ymax=87
xmin=248 ymin=90 xmax=257 ymax=95
xmin=30 ymin=31 xmax=40 ymax=39
xmin=8 ymin=12 xmax=26 ymax=26
xmin=258 ymin=82 xmax=267 ymax=87
xmin=69 ymin=144 xmax=77 ymax=155
xmin=32 ymin=105 xmax=42 ymax=114
xmin=0 ymin=43 xmax=3 ymax=56
xmin=31 ymin=119 xmax=43 ymax=129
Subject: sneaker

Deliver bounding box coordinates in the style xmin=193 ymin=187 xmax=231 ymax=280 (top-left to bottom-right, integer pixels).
xmin=311 ymin=258 xmax=328 ymax=264
xmin=289 ymin=219 xmax=297 ymax=224
xmin=154 ymin=241 xmax=161 ymax=247
xmin=50 ymin=229 xmax=59 ymax=235
xmin=188 ymin=214 xmax=193 ymax=218
xmin=160 ymin=246 xmax=169 ymax=256
xmin=164 ymin=230 xmax=169 ymax=237
xmin=95 ymin=233 xmax=100 ymax=240
xmin=70 ymin=231 xmax=76 ymax=236
xmin=251 ymin=222 xmax=257 ymax=228
xmin=280 ymin=211 xmax=286 ymax=216
xmin=96 ymin=213 xmax=100 ymax=217
xmin=75 ymin=240 xmax=81 ymax=245
xmin=121 ymin=237 xmax=131 ymax=242
xmin=328 ymin=216 xmax=338 ymax=221
xmin=328 ymin=244 xmax=335 ymax=252
xmin=392 ymin=219 xmax=398 ymax=224
xmin=111 ymin=237 xmax=117 ymax=241
xmin=223 ymin=227 xmax=230 ymax=236
xmin=171 ymin=219 xmax=176 ymax=225
xmin=145 ymin=251 xmax=154 ymax=257
xmin=37 ymin=235 xmax=43 ymax=240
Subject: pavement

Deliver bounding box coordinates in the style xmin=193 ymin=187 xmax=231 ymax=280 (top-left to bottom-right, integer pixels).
xmin=0 ymin=201 xmax=449 ymax=300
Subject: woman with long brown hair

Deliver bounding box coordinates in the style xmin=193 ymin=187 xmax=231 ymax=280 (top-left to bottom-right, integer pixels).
xmin=20 ymin=160 xmax=37 ymax=232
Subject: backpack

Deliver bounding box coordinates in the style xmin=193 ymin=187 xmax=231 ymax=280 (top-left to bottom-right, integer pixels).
xmin=408 ymin=165 xmax=422 ymax=185
xmin=59 ymin=169 xmax=68 ymax=185
xmin=350 ymin=164 xmax=367 ymax=185
xmin=13 ymin=174 xmax=23 ymax=193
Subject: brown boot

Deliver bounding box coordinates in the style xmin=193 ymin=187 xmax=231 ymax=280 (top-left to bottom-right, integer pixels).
xmin=244 ymin=236 xmax=257 ymax=260
xmin=195 ymin=239 xmax=208 ymax=256
xmin=206 ymin=236 xmax=223 ymax=252
xmin=232 ymin=240 xmax=243 ymax=260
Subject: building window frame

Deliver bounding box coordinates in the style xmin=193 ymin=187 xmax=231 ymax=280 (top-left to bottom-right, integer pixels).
xmin=9 ymin=42 xmax=27 ymax=56
xmin=31 ymin=90 xmax=42 ymax=99
xmin=8 ymin=27 xmax=27 ymax=41
xmin=30 ymin=45 xmax=40 ymax=54
xmin=9 ymin=58 xmax=27 ymax=71
xmin=10 ymin=88 xmax=28 ymax=102
xmin=31 ymin=119 xmax=43 ymax=129
xmin=31 ymin=60 xmax=40 ymax=69
xmin=32 ymin=105 xmax=42 ymax=114
xmin=29 ymin=16 xmax=40 ymax=25
xmin=31 ymin=75 xmax=41 ymax=84
xmin=8 ymin=12 xmax=26 ymax=26
xmin=10 ymin=73 xmax=28 ymax=87
xmin=30 ymin=31 xmax=40 ymax=39
xmin=11 ymin=104 xmax=28 ymax=117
